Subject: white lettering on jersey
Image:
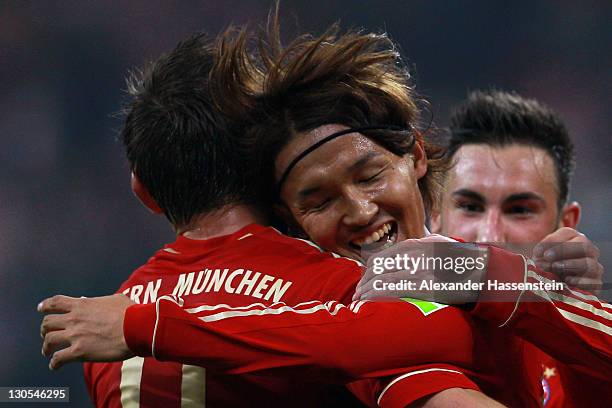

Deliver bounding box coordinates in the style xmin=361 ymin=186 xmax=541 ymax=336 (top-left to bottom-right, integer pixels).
xmin=143 ymin=279 xmax=162 ymax=304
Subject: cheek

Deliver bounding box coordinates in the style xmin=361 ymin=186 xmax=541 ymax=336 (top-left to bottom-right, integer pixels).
xmin=504 ymin=219 xmax=554 ymax=243
xmin=300 ymin=214 xmax=338 ymax=248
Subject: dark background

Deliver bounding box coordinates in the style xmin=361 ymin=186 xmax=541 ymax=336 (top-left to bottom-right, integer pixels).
xmin=1 ymin=1 xmax=610 ymax=405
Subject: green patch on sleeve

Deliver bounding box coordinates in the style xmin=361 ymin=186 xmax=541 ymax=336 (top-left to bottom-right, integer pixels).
xmin=400 ymin=297 xmax=448 ymax=316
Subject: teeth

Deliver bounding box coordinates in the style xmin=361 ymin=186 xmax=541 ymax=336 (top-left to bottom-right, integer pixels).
xmin=354 ymin=222 xmax=393 ymax=246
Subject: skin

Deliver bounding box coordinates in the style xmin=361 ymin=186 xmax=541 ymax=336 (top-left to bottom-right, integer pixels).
xmin=38 ymin=127 xmax=600 ymax=408
xmin=39 ymin=131 xmax=506 ymax=406
xmin=430 ymin=144 xmax=601 ymax=289
xmin=276 ymin=124 xmax=428 ymax=261
xmin=430 ymin=144 xmax=580 ymax=244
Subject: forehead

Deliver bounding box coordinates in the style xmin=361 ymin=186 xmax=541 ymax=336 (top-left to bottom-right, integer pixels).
xmin=448 ymin=144 xmax=558 ymax=199
xmin=275 ymin=124 xmax=392 ymax=190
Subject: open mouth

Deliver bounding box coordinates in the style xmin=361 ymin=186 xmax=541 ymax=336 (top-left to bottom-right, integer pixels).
xmin=349 ymin=222 xmax=398 ymax=253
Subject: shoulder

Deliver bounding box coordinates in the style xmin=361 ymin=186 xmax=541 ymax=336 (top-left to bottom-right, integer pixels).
xmin=244 ymin=226 xmax=363 ymax=270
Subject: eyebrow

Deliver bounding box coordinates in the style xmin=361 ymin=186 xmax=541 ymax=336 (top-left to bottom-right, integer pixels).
xmin=297 ymin=185 xmax=322 ymax=201
xmin=452 ymin=189 xmax=546 ymax=205
xmin=452 ymin=189 xmax=485 ymax=202
xmin=502 ymin=192 xmax=546 ymax=205
xmin=347 ymin=151 xmax=382 ymax=173
xmin=296 ymin=151 xmax=383 ymax=200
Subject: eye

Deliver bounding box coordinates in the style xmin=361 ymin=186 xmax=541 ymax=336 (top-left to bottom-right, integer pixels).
xmin=358 ymin=169 xmax=384 ymax=184
xmin=455 ymin=201 xmax=484 ymax=214
xmin=506 ymin=205 xmax=534 ymax=216
xmin=303 ymin=198 xmax=331 ymax=214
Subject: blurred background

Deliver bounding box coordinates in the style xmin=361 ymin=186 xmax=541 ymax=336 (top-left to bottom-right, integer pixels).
xmin=1 ymin=0 xmax=610 ymax=405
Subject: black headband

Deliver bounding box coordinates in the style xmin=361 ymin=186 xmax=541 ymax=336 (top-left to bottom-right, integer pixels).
xmin=276 ymin=125 xmax=410 ymax=196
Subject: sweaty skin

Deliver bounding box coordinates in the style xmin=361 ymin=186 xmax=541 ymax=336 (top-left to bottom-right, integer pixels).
xmin=276 ymin=124 xmax=428 ymax=261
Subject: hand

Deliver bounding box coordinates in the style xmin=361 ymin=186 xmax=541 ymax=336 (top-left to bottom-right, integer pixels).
xmin=532 ymin=227 xmax=603 ymax=294
xmin=39 ymin=294 xmax=136 ymax=370
xmin=353 ymin=234 xmax=488 ymax=305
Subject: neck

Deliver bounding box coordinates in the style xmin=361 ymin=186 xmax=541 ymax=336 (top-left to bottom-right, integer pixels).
xmin=177 ymin=204 xmax=269 ymax=240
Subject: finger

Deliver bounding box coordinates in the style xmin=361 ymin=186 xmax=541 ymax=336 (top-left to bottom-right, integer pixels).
xmin=534 ymin=260 xmax=553 ymax=272
xmin=40 ymin=314 xmax=67 ymax=339
xmin=541 ymin=240 xmax=599 ymax=263
xmin=356 ymin=271 xmax=408 ymax=296
xmin=49 ymin=346 xmax=80 ymax=371
xmin=533 ymin=227 xmax=580 ymax=258
xmin=563 ymin=277 xmax=602 ymax=294
xmin=38 ymin=295 xmax=76 ymax=314
xmin=42 ymin=330 xmax=70 ymax=357
xmin=551 ymin=258 xmax=600 ymax=279
xmin=353 ymin=282 xmax=366 ymax=300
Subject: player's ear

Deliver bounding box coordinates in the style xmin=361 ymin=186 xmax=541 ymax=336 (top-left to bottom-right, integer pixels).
xmin=429 ymin=211 xmax=442 ymax=233
xmin=411 ymin=131 xmax=428 ymax=180
xmin=273 ymin=203 xmax=308 ymax=239
xmin=559 ymin=201 xmax=581 ymax=229
xmin=131 ymin=173 xmax=163 ymax=214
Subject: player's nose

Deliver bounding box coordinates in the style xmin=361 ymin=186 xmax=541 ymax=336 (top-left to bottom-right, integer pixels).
xmin=476 ymin=211 xmax=506 ymax=243
xmin=341 ymin=189 xmax=378 ymax=227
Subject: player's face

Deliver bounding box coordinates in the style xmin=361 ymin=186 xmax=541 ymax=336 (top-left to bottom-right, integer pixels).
xmin=276 ymin=124 xmax=428 ymax=260
xmin=431 ymin=144 xmax=563 ymax=244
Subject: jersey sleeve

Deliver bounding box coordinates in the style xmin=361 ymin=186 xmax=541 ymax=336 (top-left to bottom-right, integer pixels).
xmin=472 ymin=245 xmax=612 ymax=380
xmin=123 ymin=295 xmax=480 ymax=405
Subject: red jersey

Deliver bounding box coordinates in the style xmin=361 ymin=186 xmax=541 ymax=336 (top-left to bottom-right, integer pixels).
xmin=85 ymin=224 xmax=483 ymax=407
xmin=473 ymin=246 xmax=612 ymax=406
xmin=123 ymin=243 xmax=612 ymax=407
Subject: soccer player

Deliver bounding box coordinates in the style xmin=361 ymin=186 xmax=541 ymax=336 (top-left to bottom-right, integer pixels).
xmin=431 ymin=90 xmax=604 ymax=406
xmin=431 ymin=90 xmax=602 ymax=292
xmin=39 ymin=22 xmax=611 ymax=407
xmin=356 ymin=90 xmax=609 ymax=406
xmin=38 ymin=30 xmax=507 ymax=407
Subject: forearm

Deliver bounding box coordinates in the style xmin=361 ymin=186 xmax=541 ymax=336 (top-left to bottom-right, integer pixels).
xmin=410 ymin=388 xmax=506 ymax=408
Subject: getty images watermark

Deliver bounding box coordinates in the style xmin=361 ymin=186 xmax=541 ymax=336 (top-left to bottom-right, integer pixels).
xmin=358 ymin=242 xmax=594 ymax=302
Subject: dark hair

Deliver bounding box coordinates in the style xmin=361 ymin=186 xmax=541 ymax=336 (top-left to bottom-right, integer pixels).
xmin=448 ymin=90 xmax=575 ymax=205
xmin=213 ymin=18 xmax=448 ymax=213
xmin=121 ymin=33 xmax=257 ymax=227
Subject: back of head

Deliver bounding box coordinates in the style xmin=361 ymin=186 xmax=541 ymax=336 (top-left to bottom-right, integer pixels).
xmin=121 ymin=33 xmax=258 ymax=228
xmin=213 ymin=15 xmax=447 ymax=213
xmin=448 ymin=89 xmax=575 ymax=204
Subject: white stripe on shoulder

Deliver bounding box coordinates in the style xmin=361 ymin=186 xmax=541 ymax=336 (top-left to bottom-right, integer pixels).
xmin=186 ymin=300 xmax=324 ymax=315
xmin=527 ymin=269 xmax=606 ymax=303
xmin=527 ymin=271 xmax=612 ymax=322
xmin=557 ymin=307 xmax=612 ymax=336
xmin=351 ymin=300 xmax=367 ymax=313
xmin=377 ymin=368 xmax=464 ymax=406
xmin=198 ymin=302 xmax=349 ymax=323
xmin=186 ymin=302 xmax=268 ymax=314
